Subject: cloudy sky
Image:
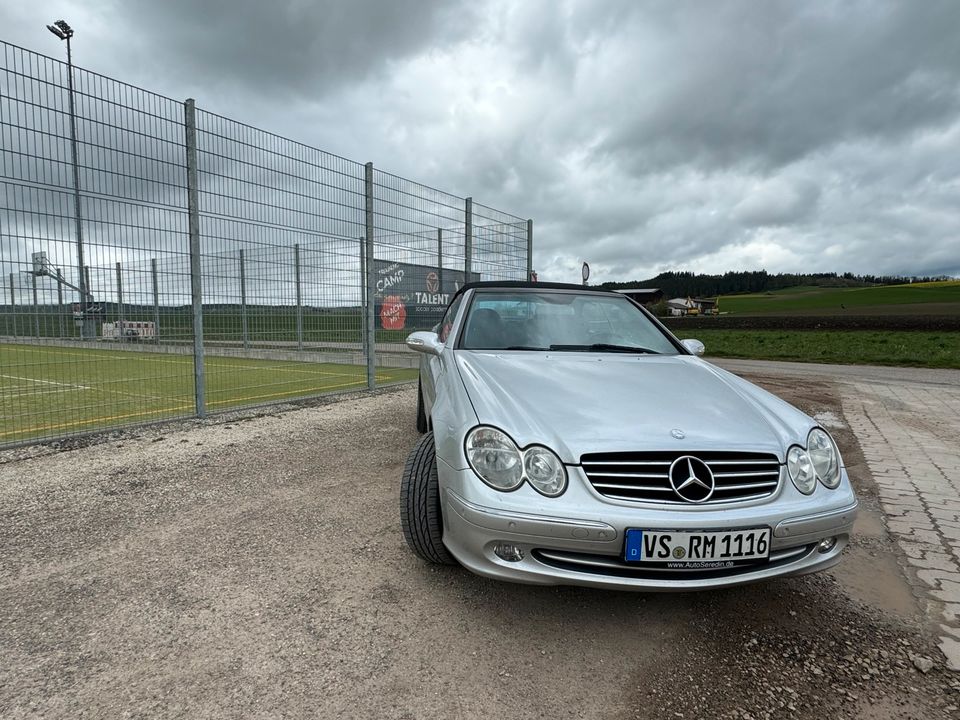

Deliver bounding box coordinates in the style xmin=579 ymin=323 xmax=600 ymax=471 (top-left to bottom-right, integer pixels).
xmin=3 ymin=0 xmax=959 ymax=283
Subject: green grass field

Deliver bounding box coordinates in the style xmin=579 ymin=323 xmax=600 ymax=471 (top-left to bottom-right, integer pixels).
xmin=0 ymin=343 xmax=417 ymax=445
xmin=717 ymin=280 xmax=960 ymax=315
xmin=694 ymin=329 xmax=960 ymax=368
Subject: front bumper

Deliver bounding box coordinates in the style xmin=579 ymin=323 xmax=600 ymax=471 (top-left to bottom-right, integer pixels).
xmin=438 ymin=460 xmax=858 ymax=592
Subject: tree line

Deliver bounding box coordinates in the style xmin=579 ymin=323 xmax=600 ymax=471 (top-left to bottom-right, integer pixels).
xmin=599 ymin=271 xmax=951 ymax=299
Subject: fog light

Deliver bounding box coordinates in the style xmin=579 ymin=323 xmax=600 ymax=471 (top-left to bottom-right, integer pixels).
xmin=818 ymin=537 xmax=837 ymax=554
xmin=493 ymin=543 xmax=524 ymax=562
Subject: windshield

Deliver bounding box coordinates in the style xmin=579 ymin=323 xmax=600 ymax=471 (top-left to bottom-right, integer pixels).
xmin=458 ymin=291 xmax=681 ymax=354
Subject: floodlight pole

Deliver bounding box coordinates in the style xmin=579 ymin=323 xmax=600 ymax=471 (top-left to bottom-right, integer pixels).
xmin=49 ymin=20 xmax=94 ymax=339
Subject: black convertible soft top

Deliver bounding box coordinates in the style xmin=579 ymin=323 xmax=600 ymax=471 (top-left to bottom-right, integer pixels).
xmin=450 ymin=280 xmax=616 ymax=303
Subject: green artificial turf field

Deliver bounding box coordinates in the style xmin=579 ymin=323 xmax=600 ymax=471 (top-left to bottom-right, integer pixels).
xmin=0 ymin=343 xmax=416 ymax=445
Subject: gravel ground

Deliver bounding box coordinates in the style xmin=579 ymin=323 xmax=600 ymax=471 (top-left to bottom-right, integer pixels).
xmin=1 ymin=381 xmax=958 ymax=719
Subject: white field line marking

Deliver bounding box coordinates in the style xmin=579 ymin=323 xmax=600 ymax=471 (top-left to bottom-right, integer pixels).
xmin=0 ymin=374 xmax=92 ymax=390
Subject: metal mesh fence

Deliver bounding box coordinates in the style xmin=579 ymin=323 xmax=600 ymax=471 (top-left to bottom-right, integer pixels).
xmin=0 ymin=40 xmax=532 ymax=447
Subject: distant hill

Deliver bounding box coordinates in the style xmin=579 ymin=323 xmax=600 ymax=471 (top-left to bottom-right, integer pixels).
xmin=599 ymin=271 xmax=952 ymax=299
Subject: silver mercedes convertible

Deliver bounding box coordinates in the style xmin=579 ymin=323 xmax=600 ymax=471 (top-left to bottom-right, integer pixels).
xmin=400 ymin=281 xmax=858 ymax=591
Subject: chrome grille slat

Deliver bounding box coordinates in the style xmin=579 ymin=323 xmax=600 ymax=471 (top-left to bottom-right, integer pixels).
xmin=712 ymin=481 xmax=779 ymax=491
xmin=584 ymin=460 xmax=672 ymax=466
xmin=580 ymin=450 xmax=781 ymax=504
xmin=592 ymin=483 xmax=673 ymax=492
xmin=712 ymin=470 xmax=780 ymax=478
xmin=588 ymin=472 xmax=670 ymax=479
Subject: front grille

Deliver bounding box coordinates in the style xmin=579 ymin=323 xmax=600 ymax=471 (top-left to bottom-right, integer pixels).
xmin=580 ymin=450 xmax=781 ymax=504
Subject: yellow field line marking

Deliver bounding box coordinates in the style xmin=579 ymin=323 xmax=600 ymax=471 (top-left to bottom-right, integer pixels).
xmin=2 ymin=346 xmax=373 ymax=380
xmin=205 ymin=362 xmax=365 ymax=379
xmin=206 ymin=378 xmax=369 ymax=406
xmin=1 ymin=375 xmax=411 ymax=437
xmin=0 ymin=404 xmax=194 ymax=438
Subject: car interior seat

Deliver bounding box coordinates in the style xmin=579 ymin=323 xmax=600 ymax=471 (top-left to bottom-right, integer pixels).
xmin=464 ymin=308 xmax=505 ymax=348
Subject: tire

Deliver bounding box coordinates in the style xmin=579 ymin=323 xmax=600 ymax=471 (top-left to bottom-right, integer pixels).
xmin=416 ymin=379 xmax=428 ymax=433
xmin=400 ymin=432 xmax=455 ymax=565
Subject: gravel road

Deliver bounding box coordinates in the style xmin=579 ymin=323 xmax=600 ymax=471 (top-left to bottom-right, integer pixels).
xmin=2 ymin=370 xmax=959 ymax=719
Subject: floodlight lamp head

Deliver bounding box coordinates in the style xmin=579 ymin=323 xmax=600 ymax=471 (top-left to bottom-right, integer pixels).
xmin=47 ymin=24 xmax=67 ymax=40
xmin=54 ymin=20 xmax=74 ymax=38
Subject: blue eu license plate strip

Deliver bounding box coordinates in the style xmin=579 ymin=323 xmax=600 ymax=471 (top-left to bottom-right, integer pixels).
xmin=624 ymin=529 xmax=645 ymax=562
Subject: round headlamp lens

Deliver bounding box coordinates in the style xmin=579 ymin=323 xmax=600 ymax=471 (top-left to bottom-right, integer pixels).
xmin=787 ymin=445 xmax=816 ymax=495
xmin=808 ymin=428 xmax=840 ymax=488
xmin=465 ymin=427 xmax=523 ymax=491
xmin=523 ymin=446 xmax=567 ymax=497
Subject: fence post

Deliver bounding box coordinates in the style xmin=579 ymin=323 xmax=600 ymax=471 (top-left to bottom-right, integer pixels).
xmin=359 ymin=236 xmax=367 ymax=363
xmin=239 ymin=249 xmax=249 ymax=350
xmin=464 ymin=197 xmax=473 ymax=281
xmin=32 ymin=272 xmax=39 ymax=338
xmin=294 ymin=243 xmax=303 ymax=351
xmin=83 ymin=265 xmax=92 ymax=338
xmin=185 ymin=98 xmax=206 ymax=418
xmin=115 ymin=261 xmax=124 ymax=342
xmin=437 ymin=228 xmax=443 ymax=290
xmin=151 ymin=258 xmax=160 ymax=344
xmin=526 ymin=219 xmax=533 ymax=280
xmin=57 ymin=269 xmax=65 ymax=337
xmin=8 ymin=273 xmax=16 ymax=339
xmin=364 ymin=162 xmax=376 ymax=390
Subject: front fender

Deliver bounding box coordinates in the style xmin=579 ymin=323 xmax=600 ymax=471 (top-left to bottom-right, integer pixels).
xmin=430 ymin=351 xmax=478 ymax=470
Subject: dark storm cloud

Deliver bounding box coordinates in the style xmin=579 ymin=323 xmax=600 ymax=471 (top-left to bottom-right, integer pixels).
xmin=108 ymin=0 xmax=470 ymax=99
xmin=596 ymin=1 xmax=960 ymax=173
xmin=3 ymin=0 xmax=960 ymax=284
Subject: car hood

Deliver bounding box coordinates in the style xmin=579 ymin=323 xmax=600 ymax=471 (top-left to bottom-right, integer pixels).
xmin=454 ymin=351 xmax=814 ymax=464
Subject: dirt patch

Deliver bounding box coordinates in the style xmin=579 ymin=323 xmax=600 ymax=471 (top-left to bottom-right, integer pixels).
xmin=633 ymin=572 xmax=959 ymax=720
xmin=744 ymin=374 xmax=921 ymax=618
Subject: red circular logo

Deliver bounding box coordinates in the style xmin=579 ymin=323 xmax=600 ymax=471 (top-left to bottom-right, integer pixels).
xmin=380 ymin=295 xmax=407 ymax=330
xmin=426 ymin=271 xmax=439 ymax=294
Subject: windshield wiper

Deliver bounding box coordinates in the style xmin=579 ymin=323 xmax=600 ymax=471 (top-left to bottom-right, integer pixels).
xmin=549 ymin=343 xmax=660 ymax=354
xmin=503 ymin=345 xmax=549 ymax=351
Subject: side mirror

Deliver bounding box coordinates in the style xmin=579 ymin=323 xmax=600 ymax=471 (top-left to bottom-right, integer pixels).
xmin=407 ymin=331 xmax=444 ymax=356
xmin=681 ymin=338 xmax=705 ymax=356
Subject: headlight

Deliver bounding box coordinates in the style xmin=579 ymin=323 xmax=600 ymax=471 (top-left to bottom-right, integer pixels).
xmin=464 ymin=427 xmax=568 ymax=496
xmin=787 ymin=445 xmax=816 ymax=495
xmin=808 ymin=428 xmax=841 ymax=488
xmin=465 ymin=426 xmax=523 ymax=491
xmin=523 ymin=446 xmax=567 ymax=497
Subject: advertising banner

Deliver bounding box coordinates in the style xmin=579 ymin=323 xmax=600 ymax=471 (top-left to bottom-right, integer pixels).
xmin=373 ymin=260 xmax=478 ymax=331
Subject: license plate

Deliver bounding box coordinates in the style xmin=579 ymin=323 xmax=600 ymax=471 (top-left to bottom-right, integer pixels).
xmin=624 ymin=528 xmax=770 ymax=565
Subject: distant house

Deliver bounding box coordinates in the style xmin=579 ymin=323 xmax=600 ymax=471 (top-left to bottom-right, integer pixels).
xmin=666 ymin=297 xmax=718 ymax=316
xmin=693 ymin=297 xmax=718 ymax=314
xmin=667 ymin=298 xmax=694 ymax=316
xmin=613 ymin=287 xmax=664 ymax=305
